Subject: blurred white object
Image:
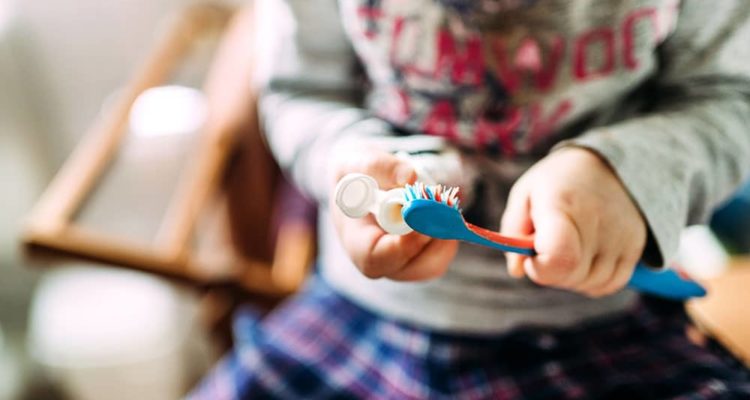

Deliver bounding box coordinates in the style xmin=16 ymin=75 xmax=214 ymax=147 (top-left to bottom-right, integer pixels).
xmin=0 ymin=0 xmax=13 ymax=35
xmin=0 ymin=325 xmax=20 ymax=400
xmin=675 ymin=225 xmax=729 ymax=279
xmin=335 ymin=173 xmax=412 ymax=235
xmin=28 ymin=267 xmax=200 ymax=400
xmin=1 ymin=1 xmax=43 ymax=398
xmin=129 ymin=85 xmax=207 ymax=137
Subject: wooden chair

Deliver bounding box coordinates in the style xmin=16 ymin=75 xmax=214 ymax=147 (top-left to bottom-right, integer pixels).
xmin=21 ymin=3 xmax=315 ymax=345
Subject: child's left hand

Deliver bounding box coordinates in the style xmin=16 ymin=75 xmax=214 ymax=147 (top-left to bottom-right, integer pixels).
xmin=500 ymin=147 xmax=647 ymax=297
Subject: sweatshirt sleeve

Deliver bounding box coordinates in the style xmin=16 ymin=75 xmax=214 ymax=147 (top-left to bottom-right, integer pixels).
xmin=255 ymin=0 xmax=393 ymax=203
xmin=557 ymin=0 xmax=750 ymax=267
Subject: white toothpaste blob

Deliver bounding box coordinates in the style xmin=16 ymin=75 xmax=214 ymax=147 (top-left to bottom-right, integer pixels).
xmin=334 ymin=173 xmax=413 ymax=235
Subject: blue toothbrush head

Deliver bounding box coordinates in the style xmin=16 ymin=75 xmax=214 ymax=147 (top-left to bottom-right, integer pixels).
xmin=404 ymin=183 xmax=461 ymax=209
xmin=402 ymin=183 xmax=467 ymax=239
xmin=402 ymin=199 xmax=469 ymax=239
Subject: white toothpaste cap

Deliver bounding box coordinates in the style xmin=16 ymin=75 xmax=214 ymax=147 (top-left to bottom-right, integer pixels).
xmin=334 ymin=173 xmax=413 ymax=235
xmin=334 ymin=173 xmax=378 ymax=218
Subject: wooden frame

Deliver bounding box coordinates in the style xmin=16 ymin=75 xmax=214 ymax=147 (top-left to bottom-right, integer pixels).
xmin=22 ymin=3 xmax=313 ymax=296
xmin=687 ymin=258 xmax=750 ymax=367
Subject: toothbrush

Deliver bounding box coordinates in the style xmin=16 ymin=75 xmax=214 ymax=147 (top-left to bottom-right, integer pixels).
xmin=401 ymin=183 xmax=707 ymax=300
xmin=333 ymin=174 xmax=706 ymax=300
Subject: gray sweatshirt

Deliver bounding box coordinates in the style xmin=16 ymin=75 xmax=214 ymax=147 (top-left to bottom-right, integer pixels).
xmin=255 ymin=0 xmax=750 ymax=334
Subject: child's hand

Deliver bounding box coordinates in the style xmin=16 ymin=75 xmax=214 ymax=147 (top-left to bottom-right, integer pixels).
xmin=329 ymin=152 xmax=459 ymax=281
xmin=501 ymin=147 xmax=647 ymax=297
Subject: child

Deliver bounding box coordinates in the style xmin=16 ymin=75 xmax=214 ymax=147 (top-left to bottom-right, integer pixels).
xmin=190 ymin=0 xmax=750 ymax=398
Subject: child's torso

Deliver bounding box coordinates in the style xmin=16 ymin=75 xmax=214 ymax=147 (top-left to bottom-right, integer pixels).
xmin=320 ymin=0 xmax=680 ymax=333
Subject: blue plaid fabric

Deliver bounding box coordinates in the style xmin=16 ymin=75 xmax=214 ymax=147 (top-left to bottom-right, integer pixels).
xmin=188 ymin=276 xmax=750 ymax=399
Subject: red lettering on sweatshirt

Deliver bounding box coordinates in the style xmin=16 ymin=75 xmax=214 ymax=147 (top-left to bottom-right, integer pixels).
xmin=574 ymin=29 xmax=616 ymax=80
xmin=394 ymin=27 xmax=485 ymax=85
xmin=418 ymin=96 xmax=573 ymax=152
xmin=357 ymin=6 xmax=384 ymax=40
xmin=390 ymin=16 xmax=406 ymax=61
xmin=623 ymin=8 xmax=659 ymax=70
xmin=387 ymin=5 xmax=670 ymax=91
xmin=422 ymin=100 xmax=459 ymax=140
xmin=529 ymin=99 xmax=574 ymax=146
xmin=356 ymin=4 xmax=675 ymax=153
xmin=493 ymin=36 xmax=566 ymax=94
xmin=436 ymin=30 xmax=485 ymax=85
xmin=474 ymin=109 xmax=523 ymax=154
xmin=384 ymin=88 xmax=411 ymax=124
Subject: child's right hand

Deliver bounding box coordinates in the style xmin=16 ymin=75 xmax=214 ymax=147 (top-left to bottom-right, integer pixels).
xmin=329 ymin=152 xmax=459 ymax=281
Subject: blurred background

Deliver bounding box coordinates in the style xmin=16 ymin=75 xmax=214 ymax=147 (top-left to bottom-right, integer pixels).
xmin=1 ymin=0 xmax=749 ymax=399
xmin=1 ymin=1 xmax=249 ymax=399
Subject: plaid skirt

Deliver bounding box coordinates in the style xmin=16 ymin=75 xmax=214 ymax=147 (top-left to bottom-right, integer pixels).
xmin=188 ymin=276 xmax=750 ymax=400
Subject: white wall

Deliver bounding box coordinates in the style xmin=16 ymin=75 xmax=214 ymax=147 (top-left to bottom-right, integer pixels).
xmin=11 ymin=0 xmax=198 ymax=164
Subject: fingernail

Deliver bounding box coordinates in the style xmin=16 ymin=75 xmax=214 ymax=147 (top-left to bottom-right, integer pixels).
xmin=506 ymin=254 xmax=526 ymax=278
xmin=395 ymin=164 xmax=415 ymax=186
xmin=505 ymin=254 xmax=516 ymax=276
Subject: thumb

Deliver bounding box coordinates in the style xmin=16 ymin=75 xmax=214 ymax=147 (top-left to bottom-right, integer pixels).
xmin=365 ymin=154 xmax=417 ymax=190
xmin=393 ymin=161 xmax=417 ymax=187
xmin=500 ymin=185 xmax=533 ymax=278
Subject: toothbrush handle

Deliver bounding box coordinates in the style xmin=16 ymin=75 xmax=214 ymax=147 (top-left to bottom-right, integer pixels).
xmin=627 ymin=264 xmax=706 ymax=300
xmin=473 ymin=229 xmax=707 ymax=299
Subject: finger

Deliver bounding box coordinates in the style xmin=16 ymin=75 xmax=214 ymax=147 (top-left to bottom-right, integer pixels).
xmin=336 ymin=209 xmax=431 ymax=278
xmin=507 ymin=254 xmax=528 ymax=278
xmin=334 ymin=213 xmax=433 ymax=280
xmin=525 ymin=207 xmax=584 ymax=287
xmin=501 ymin=185 xmax=534 ymax=278
xmin=361 ymin=154 xmax=417 ymax=189
xmin=574 ymin=253 xmax=617 ymax=296
xmin=333 ymin=152 xmax=417 ymax=191
xmin=686 ymin=325 xmax=708 ymax=347
xmin=357 ymin=230 xmax=433 ymax=278
xmin=587 ymin=255 xmax=637 ymax=297
xmin=387 ymin=239 xmax=459 ymax=281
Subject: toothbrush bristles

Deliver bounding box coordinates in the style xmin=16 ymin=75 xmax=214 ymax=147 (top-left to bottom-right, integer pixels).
xmin=404 ymin=182 xmax=461 ymax=210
